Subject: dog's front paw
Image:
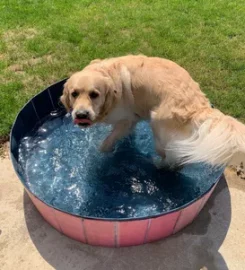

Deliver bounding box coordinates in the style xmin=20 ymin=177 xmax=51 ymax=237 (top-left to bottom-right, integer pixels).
xmin=100 ymin=140 xmax=114 ymax=152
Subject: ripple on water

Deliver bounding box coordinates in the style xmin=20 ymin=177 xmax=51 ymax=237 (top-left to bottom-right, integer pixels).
xmin=18 ymin=113 xmax=223 ymax=219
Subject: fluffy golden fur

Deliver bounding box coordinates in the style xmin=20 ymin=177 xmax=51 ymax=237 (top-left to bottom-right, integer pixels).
xmin=61 ymin=55 xmax=245 ymax=168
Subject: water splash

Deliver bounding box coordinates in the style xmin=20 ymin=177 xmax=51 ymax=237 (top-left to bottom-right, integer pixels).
xmin=18 ymin=114 xmax=223 ymax=219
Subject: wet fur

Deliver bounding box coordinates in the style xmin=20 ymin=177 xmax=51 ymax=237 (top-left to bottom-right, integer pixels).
xmin=61 ymin=55 xmax=245 ymax=168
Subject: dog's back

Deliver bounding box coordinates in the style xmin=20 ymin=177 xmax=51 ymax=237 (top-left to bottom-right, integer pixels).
xmin=67 ymin=55 xmax=245 ymax=168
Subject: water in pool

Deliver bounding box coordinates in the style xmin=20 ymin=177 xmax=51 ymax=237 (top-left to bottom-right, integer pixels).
xmin=18 ymin=112 xmax=223 ymax=219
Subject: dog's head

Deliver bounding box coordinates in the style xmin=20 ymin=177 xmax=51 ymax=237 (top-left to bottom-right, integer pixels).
xmin=61 ymin=68 xmax=121 ymax=127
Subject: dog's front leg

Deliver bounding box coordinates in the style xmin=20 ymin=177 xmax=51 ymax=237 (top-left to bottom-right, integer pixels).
xmin=100 ymin=119 xmax=135 ymax=152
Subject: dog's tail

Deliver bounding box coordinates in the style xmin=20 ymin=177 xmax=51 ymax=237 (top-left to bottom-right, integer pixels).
xmin=167 ymin=109 xmax=245 ymax=167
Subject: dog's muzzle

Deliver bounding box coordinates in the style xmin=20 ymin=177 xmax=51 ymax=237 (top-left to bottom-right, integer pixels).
xmin=74 ymin=111 xmax=92 ymax=127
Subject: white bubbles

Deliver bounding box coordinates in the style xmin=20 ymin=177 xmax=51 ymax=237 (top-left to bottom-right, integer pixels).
xmin=146 ymin=180 xmax=159 ymax=195
xmin=38 ymin=127 xmax=48 ymax=134
xmin=17 ymin=115 xmax=222 ymax=219
xmin=131 ymin=177 xmax=144 ymax=193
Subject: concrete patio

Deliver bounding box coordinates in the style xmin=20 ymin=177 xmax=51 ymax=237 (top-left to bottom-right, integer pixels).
xmin=0 ymin=144 xmax=245 ymax=270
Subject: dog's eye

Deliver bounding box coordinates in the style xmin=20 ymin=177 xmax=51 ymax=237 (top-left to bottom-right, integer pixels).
xmin=89 ymin=91 xmax=99 ymax=99
xmin=71 ymin=91 xmax=79 ymax=98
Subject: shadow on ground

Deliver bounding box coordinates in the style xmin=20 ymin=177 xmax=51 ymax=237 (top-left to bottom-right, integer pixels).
xmin=24 ymin=176 xmax=231 ymax=270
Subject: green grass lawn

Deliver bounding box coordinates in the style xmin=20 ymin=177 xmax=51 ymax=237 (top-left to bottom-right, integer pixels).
xmin=0 ymin=0 xmax=245 ymax=141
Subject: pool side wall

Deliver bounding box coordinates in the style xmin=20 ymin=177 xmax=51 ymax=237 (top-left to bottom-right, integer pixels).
xmin=10 ymin=79 xmax=220 ymax=247
xmin=27 ymin=183 xmax=217 ymax=247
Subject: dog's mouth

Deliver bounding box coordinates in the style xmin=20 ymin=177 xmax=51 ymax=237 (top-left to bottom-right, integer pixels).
xmin=74 ymin=118 xmax=92 ymax=128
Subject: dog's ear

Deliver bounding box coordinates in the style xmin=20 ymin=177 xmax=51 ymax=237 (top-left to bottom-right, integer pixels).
xmin=96 ymin=81 xmax=118 ymax=121
xmin=119 ymin=65 xmax=132 ymax=98
xmin=108 ymin=63 xmax=133 ymax=107
xmin=60 ymin=82 xmax=71 ymax=111
xmin=96 ymin=63 xmax=132 ymax=122
xmin=106 ymin=63 xmax=131 ymax=93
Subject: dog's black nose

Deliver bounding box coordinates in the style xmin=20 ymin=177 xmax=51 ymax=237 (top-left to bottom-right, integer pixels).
xmin=75 ymin=111 xmax=89 ymax=119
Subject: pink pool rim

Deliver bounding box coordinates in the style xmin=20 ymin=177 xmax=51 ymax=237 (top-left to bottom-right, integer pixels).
xmin=10 ymin=79 xmax=221 ymax=247
xmin=23 ymin=183 xmax=217 ymax=247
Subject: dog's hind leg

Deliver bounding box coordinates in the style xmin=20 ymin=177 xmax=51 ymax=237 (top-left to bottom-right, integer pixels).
xmin=151 ymin=124 xmax=183 ymax=169
xmin=150 ymin=117 xmax=171 ymax=169
xmin=150 ymin=110 xmax=191 ymax=169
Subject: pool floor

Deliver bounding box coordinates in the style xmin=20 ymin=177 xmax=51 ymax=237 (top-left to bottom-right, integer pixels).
xmin=18 ymin=113 xmax=223 ymax=219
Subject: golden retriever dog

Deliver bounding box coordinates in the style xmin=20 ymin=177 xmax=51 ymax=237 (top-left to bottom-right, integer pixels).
xmin=61 ymin=55 xmax=245 ymax=168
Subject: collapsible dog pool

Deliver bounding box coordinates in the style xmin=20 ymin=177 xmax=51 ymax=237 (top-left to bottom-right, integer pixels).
xmin=10 ymin=79 xmax=223 ymax=247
